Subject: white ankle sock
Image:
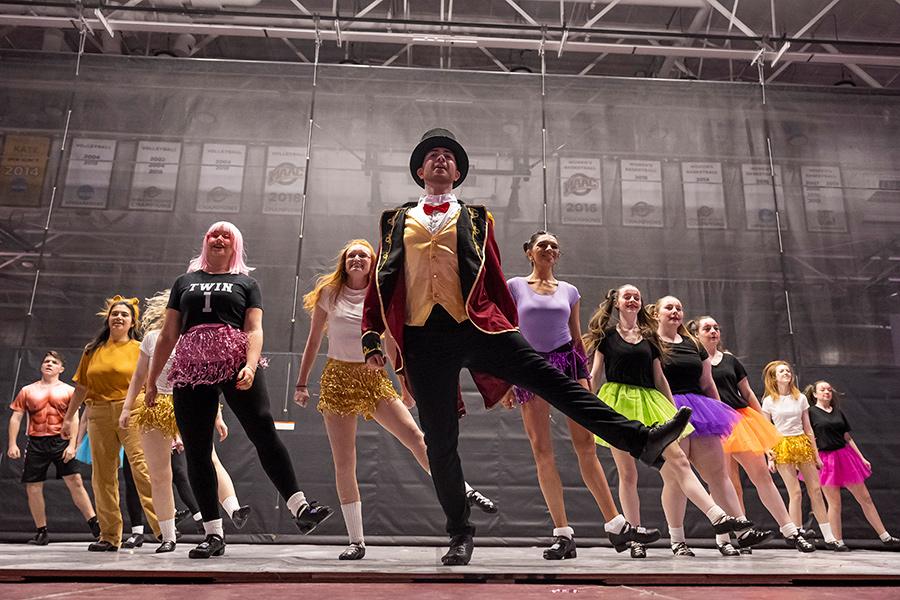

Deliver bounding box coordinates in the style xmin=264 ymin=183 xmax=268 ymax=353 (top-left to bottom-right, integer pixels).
xmin=880 ymin=531 xmax=892 ymax=542
xmin=286 ymin=491 xmax=307 ymax=517
xmin=159 ymin=519 xmax=176 ymax=543
xmin=705 ymin=505 xmax=728 ymax=524
xmin=222 ymin=495 xmax=241 ymax=518
xmin=715 ymin=533 xmax=730 ymax=545
xmin=604 ymin=514 xmax=627 ymax=534
xmin=464 ymin=482 xmax=474 ymax=493
xmin=780 ymin=522 xmax=799 ymax=538
xmin=131 ymin=525 xmax=144 ymax=535
xmin=341 ymin=501 xmax=365 ymax=545
xmin=192 ymin=512 xmax=202 ymax=522
xmin=819 ymin=522 xmax=837 ymax=543
xmin=203 ymin=519 xmax=224 ymax=538
xmin=669 ymin=526 xmax=686 ymax=545
xmin=553 ymin=526 xmax=574 ymax=540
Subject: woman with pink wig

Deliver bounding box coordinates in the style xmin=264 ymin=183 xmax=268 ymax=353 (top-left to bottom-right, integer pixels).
xmin=145 ymin=221 xmax=333 ymax=559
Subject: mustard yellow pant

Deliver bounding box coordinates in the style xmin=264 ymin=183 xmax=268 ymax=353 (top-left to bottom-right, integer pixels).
xmin=87 ymin=398 xmax=160 ymax=546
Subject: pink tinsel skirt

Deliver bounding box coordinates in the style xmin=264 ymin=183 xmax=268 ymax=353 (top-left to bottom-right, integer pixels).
xmin=514 ymin=340 xmax=589 ymax=404
xmin=819 ymin=445 xmax=872 ymax=487
xmin=169 ymin=323 xmax=266 ymax=388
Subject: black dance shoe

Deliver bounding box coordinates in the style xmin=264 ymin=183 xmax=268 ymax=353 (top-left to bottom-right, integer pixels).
xmin=717 ymin=542 xmax=740 ymax=556
xmin=639 ymin=407 xmax=693 ymax=468
xmin=712 ymin=515 xmax=754 ymax=535
xmin=28 ymin=530 xmax=49 ymax=546
xmin=671 ymin=542 xmax=695 ymax=557
xmin=608 ymin=523 xmax=661 ymax=553
xmin=121 ymin=533 xmax=144 ymax=549
xmin=466 ymin=489 xmax=498 ymax=514
xmin=882 ymin=536 xmax=900 ymax=549
xmin=823 ymin=541 xmax=850 ymax=552
xmin=87 ymin=517 xmax=101 ymax=539
xmin=798 ymin=527 xmax=817 ymax=539
xmin=543 ymin=535 xmax=577 ymax=560
xmin=785 ymin=534 xmax=816 ymax=553
xmin=339 ymin=543 xmax=366 ymax=560
xmin=155 ymin=541 xmax=177 ymax=553
xmin=189 ymin=534 xmax=225 ymax=559
xmin=739 ymin=546 xmax=752 ymax=555
xmin=231 ymin=505 xmax=253 ymax=529
xmin=735 ymin=528 xmax=775 ymax=549
xmin=175 ymin=509 xmax=193 ymax=524
xmin=88 ymin=540 xmax=118 ymax=552
xmin=441 ymin=534 xmax=474 ymax=566
xmin=629 ymin=542 xmax=647 ymax=559
xmin=294 ymin=501 xmax=334 ymax=535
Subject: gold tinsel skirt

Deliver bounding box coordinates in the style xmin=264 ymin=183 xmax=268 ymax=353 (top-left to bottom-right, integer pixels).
xmin=772 ymin=434 xmax=817 ymax=466
xmin=317 ymin=358 xmax=399 ymax=420
xmin=131 ymin=392 xmax=179 ymax=439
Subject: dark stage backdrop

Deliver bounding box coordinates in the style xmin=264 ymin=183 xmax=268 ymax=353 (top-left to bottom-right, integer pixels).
xmin=0 ymin=52 xmax=897 ymax=543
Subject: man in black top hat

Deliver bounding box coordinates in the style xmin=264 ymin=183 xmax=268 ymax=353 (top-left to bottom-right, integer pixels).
xmin=362 ymin=128 xmax=693 ymax=565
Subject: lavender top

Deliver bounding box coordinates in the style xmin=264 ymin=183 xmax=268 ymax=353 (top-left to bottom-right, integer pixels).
xmin=507 ymin=277 xmax=580 ymax=353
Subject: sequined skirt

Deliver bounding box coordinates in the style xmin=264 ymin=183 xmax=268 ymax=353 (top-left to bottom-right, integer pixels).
xmin=513 ymin=340 xmax=589 ymax=404
xmin=131 ymin=393 xmax=179 ymax=439
xmin=317 ymin=358 xmax=399 ymax=420
xmin=772 ymin=434 xmax=817 ymax=466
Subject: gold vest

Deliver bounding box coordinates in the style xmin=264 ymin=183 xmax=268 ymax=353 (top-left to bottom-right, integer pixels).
xmin=403 ymin=213 xmax=468 ymax=326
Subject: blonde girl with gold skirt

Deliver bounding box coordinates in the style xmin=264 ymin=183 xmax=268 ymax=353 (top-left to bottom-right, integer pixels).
xmin=761 ymin=360 xmax=836 ymax=546
xmin=295 ymin=240 xmax=496 ymax=561
xmin=119 ymin=291 xmax=249 ymax=553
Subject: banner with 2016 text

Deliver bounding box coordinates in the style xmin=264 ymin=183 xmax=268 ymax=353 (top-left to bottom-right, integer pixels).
xmin=559 ymin=157 xmax=602 ymax=225
xmin=263 ymin=146 xmax=306 ymax=216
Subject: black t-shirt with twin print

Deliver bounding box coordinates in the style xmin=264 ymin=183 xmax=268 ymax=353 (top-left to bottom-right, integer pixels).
xmin=167 ymin=271 xmax=263 ymax=334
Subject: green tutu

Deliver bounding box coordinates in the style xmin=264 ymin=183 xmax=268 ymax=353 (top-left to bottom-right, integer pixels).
xmin=594 ymin=382 xmax=694 ymax=447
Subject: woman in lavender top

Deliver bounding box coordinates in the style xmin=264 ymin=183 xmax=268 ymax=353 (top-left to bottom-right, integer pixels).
xmin=504 ymin=231 xmax=660 ymax=560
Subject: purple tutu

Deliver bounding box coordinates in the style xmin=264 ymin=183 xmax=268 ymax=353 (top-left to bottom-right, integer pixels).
xmin=819 ymin=445 xmax=871 ymax=487
xmin=169 ymin=323 xmax=267 ymax=388
xmin=673 ymin=393 xmax=741 ymax=437
xmin=514 ymin=340 xmax=589 ymax=404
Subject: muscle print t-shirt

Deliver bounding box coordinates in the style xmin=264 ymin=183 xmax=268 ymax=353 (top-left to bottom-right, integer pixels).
xmin=167 ymin=271 xmax=263 ymax=333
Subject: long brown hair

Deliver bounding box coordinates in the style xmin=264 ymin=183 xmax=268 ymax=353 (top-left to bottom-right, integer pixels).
xmin=803 ymin=380 xmax=841 ymax=410
xmin=686 ymin=314 xmax=728 ymax=353
xmin=582 ymin=284 xmax=667 ymax=360
xmin=762 ymin=360 xmax=801 ymax=402
xmin=303 ymin=239 xmax=375 ymax=314
xmin=85 ymin=296 xmax=141 ymax=354
xmin=651 ymin=295 xmax=701 ymax=355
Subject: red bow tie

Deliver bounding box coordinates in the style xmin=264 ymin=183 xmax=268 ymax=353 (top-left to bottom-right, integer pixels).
xmin=423 ymin=202 xmax=451 ymax=216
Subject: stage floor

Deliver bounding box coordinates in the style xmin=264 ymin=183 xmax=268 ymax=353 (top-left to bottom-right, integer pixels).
xmin=1 ymin=542 xmax=898 ymax=585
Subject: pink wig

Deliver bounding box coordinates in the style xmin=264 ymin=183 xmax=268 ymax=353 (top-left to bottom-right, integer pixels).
xmin=187 ymin=221 xmax=253 ymax=275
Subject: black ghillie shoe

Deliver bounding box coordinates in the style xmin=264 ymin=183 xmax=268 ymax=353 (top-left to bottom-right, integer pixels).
xmin=638 ymin=407 xmax=692 ymax=468
xmin=231 ymin=505 xmax=252 ymax=529
xmin=87 ymin=540 xmax=118 ymax=552
xmin=294 ymin=501 xmax=334 ymax=535
xmin=441 ymin=534 xmax=474 ymax=566
xmin=736 ymin=528 xmax=775 ymax=549
xmin=155 ymin=541 xmax=176 ymax=553
xmin=671 ymin=542 xmax=695 ymax=557
xmin=630 ymin=542 xmax=647 ymax=559
xmin=717 ymin=542 xmax=740 ymax=556
xmin=542 ymin=535 xmax=576 ymax=560
xmin=608 ymin=522 xmax=661 ymax=553
xmin=121 ymin=533 xmax=144 ymax=549
xmin=338 ymin=543 xmax=366 ymax=560
xmin=466 ymin=489 xmax=498 ymax=514
xmin=189 ymin=534 xmax=225 ymax=559
xmin=712 ymin=515 xmax=753 ymax=535
xmin=28 ymin=530 xmax=49 ymax=546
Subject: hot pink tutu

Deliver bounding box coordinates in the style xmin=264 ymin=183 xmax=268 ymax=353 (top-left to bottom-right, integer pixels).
xmin=673 ymin=393 xmax=741 ymax=437
xmin=819 ymin=445 xmax=871 ymax=487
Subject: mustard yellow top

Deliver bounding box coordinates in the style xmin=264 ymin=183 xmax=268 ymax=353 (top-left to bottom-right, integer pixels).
xmin=73 ymin=339 xmax=141 ymax=403
xmin=403 ymin=213 xmax=468 ymax=326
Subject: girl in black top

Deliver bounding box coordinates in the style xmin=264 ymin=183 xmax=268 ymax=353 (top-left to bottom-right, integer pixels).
xmin=146 ymin=221 xmax=333 ymax=559
xmin=692 ymin=316 xmax=814 ymax=553
xmin=584 ymin=285 xmax=748 ymax=559
xmin=655 ymin=297 xmax=766 ymax=557
xmin=805 ymin=381 xmax=899 ymax=550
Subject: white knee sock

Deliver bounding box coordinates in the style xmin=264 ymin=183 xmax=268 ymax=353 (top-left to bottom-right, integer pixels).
xmin=604 ymin=514 xmax=627 ymax=534
xmin=819 ymin=522 xmax=836 ymax=543
xmin=341 ymin=501 xmax=364 ymax=545
xmin=203 ymin=519 xmax=224 ymax=538
xmin=669 ymin=526 xmax=686 ymax=545
xmin=222 ymin=495 xmax=241 ymax=518
xmin=286 ymin=491 xmax=307 ymax=517
xmin=779 ymin=522 xmax=799 ymax=538
xmin=159 ymin=518 xmax=177 ymax=543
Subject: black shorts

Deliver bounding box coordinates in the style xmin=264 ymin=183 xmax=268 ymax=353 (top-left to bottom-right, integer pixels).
xmin=22 ymin=435 xmax=82 ymax=483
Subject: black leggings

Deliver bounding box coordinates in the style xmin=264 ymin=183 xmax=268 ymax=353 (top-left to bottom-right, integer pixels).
xmin=121 ymin=459 xmax=145 ymax=528
xmin=171 ymin=450 xmax=200 ymax=515
xmin=173 ymin=370 xmax=300 ymax=521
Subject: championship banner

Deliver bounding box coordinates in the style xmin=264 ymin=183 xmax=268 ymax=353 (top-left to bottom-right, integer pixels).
xmin=621 ymin=159 xmax=663 ymax=228
xmin=742 ymin=164 xmax=786 ymax=231
xmin=802 ymin=166 xmax=847 ymax=233
xmin=263 ymin=146 xmax=305 ymax=215
xmin=196 ymin=143 xmax=245 ymax=213
xmin=129 ymin=141 xmax=181 ymax=211
xmin=0 ymin=134 xmax=50 ymax=207
xmin=61 ymin=138 xmax=116 ymax=209
xmin=559 ymin=157 xmax=602 ymax=225
xmin=682 ymin=161 xmax=726 ymax=229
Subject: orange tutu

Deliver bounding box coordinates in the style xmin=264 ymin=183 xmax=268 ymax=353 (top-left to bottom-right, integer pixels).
xmin=723 ymin=407 xmax=783 ymax=455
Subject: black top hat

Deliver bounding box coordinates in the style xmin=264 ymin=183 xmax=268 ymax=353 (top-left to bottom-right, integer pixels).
xmin=409 ymin=128 xmax=469 ymax=189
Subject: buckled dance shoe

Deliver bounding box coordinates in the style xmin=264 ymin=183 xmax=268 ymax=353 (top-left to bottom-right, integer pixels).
xmin=441 ymin=534 xmax=474 ymax=566
xmin=638 ymin=407 xmax=693 ymax=468
xmin=543 ymin=536 xmax=577 ymax=560
xmin=671 ymin=542 xmax=695 ymax=557
xmin=189 ymin=534 xmax=225 ymax=559
xmin=339 ymin=543 xmax=366 ymax=560
xmin=231 ymin=505 xmax=253 ymax=529
xmin=717 ymin=542 xmax=740 ymax=556
xmin=882 ymin=536 xmax=900 ymax=549
xmin=785 ymin=534 xmax=816 ymax=553
xmin=735 ymin=528 xmax=775 ymax=549
xmin=608 ymin=523 xmax=661 ymax=553
xmin=712 ymin=515 xmax=754 ymax=535
xmin=466 ymin=489 xmax=498 ymax=514
xmin=294 ymin=501 xmax=334 ymax=535
xmin=823 ymin=541 xmax=850 ymax=552
xmin=28 ymin=530 xmax=49 ymax=546
xmin=121 ymin=533 xmax=144 ymax=549
xmin=155 ymin=541 xmax=177 ymax=553
xmin=87 ymin=540 xmax=118 ymax=552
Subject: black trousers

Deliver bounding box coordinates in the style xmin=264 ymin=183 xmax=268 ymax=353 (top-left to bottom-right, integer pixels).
xmin=173 ymin=370 xmax=300 ymax=521
xmin=122 ymin=458 xmax=145 ymax=528
xmin=171 ymin=450 xmax=200 ymax=515
xmin=403 ymin=309 xmax=649 ymax=537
